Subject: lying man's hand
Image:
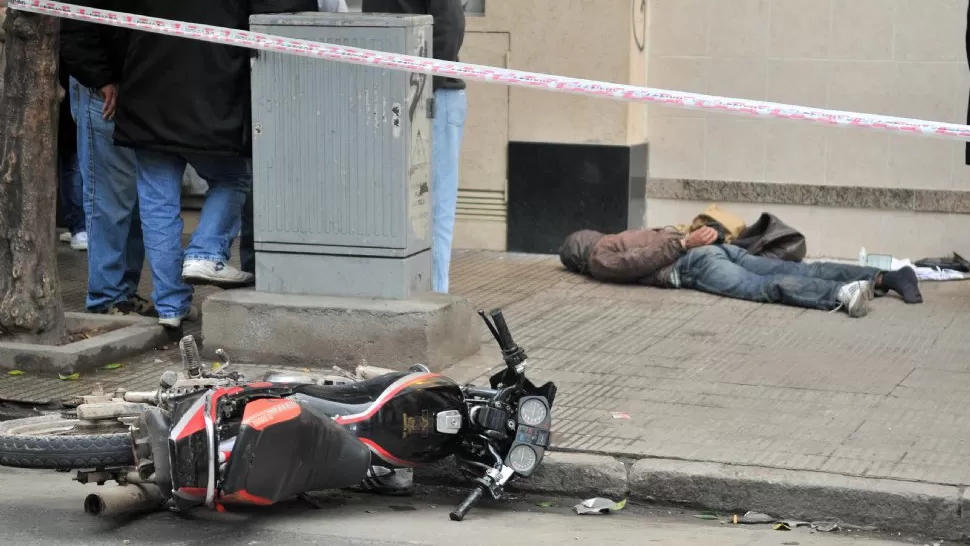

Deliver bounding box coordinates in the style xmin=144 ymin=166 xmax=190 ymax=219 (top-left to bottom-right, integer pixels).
xmin=683 ymin=226 xmax=719 ymax=248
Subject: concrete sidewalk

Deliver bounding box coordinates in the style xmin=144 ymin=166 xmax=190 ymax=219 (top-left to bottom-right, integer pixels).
xmin=3 ymin=241 xmax=970 ymax=537
xmin=441 ymin=252 xmax=970 ymax=539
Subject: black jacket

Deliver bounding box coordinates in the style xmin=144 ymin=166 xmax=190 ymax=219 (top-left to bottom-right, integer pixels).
xmin=60 ymin=0 xmax=131 ymax=90
xmin=113 ymin=0 xmax=316 ymax=157
xmin=361 ymin=0 xmax=466 ymax=90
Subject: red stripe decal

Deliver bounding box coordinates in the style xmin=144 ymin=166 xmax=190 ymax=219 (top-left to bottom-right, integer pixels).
xmin=335 ymin=374 xmax=440 ymax=425
xmin=359 ymin=438 xmax=414 ymax=467
xmin=241 ymin=399 xmax=302 ymax=431
xmin=219 ymin=490 xmax=274 ymax=506
xmin=174 ymin=407 xmax=206 ymax=441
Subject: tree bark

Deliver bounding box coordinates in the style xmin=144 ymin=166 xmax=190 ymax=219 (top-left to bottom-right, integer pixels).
xmin=0 ymin=7 xmax=66 ymax=345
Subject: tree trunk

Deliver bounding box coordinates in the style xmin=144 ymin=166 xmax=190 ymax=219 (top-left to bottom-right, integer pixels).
xmin=0 ymin=8 xmax=66 ymax=345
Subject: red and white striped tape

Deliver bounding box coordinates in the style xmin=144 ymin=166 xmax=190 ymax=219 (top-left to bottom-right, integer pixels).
xmin=10 ymin=0 xmax=970 ymax=142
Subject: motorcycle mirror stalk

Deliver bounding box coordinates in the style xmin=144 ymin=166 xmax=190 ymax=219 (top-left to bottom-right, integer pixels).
xmin=477 ymin=309 xmax=527 ymax=374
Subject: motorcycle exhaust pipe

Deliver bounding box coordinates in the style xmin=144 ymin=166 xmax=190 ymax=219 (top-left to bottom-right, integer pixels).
xmin=83 ymin=484 xmax=165 ymax=518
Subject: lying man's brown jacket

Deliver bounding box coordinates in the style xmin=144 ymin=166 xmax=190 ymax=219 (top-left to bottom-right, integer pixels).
xmin=559 ymin=228 xmax=687 ymax=287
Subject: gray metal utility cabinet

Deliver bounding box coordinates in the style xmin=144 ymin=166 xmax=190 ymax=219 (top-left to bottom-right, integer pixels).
xmin=200 ymin=13 xmax=480 ymax=372
xmin=250 ymin=13 xmax=434 ymax=299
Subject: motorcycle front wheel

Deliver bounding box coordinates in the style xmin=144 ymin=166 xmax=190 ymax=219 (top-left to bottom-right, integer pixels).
xmin=0 ymin=414 xmax=134 ymax=469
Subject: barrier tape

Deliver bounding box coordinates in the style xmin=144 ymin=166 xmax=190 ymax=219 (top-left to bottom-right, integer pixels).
xmin=9 ymin=0 xmax=970 ymax=142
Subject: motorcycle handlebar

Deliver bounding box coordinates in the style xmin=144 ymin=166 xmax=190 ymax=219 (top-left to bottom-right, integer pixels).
xmin=465 ymin=386 xmax=498 ymax=399
xmin=488 ymin=309 xmax=516 ymax=353
xmin=449 ymin=486 xmax=484 ymax=521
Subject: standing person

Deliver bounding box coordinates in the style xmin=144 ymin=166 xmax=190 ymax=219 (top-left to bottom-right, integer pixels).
xmin=61 ymin=2 xmax=155 ymax=317
xmin=362 ymin=0 xmax=467 ymax=294
xmin=113 ymin=0 xmax=316 ymax=329
xmin=57 ymin=56 xmax=87 ymax=251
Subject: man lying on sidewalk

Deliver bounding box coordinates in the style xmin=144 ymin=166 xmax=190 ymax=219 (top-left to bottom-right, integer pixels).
xmin=559 ymin=226 xmax=923 ymax=318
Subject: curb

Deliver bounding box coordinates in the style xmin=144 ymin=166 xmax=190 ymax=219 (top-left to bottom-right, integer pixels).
xmin=415 ymin=453 xmax=970 ymax=541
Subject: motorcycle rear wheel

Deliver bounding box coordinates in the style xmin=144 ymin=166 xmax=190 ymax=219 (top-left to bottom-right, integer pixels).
xmin=0 ymin=414 xmax=134 ymax=469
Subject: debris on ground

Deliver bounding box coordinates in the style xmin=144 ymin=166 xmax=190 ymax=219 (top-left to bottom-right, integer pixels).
xmin=773 ymin=520 xmax=812 ymax=531
xmin=610 ymin=412 xmax=631 ymax=419
xmin=813 ymin=521 xmax=840 ymax=532
xmin=573 ymin=497 xmax=626 ymax=515
xmin=736 ymin=511 xmax=775 ymax=524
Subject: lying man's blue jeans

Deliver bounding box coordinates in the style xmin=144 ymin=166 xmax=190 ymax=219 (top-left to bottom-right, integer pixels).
xmin=70 ymin=78 xmax=145 ymax=312
xmin=430 ymin=88 xmax=467 ymax=293
xmin=134 ymin=150 xmax=251 ymax=320
xmin=674 ymin=245 xmax=880 ymax=310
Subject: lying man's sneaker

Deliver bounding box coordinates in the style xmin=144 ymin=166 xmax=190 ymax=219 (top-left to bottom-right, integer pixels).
xmin=70 ymin=231 xmax=88 ymax=251
xmin=59 ymin=231 xmax=72 ymax=244
xmin=357 ymin=466 xmax=414 ymax=496
xmin=182 ymin=260 xmax=254 ymax=288
xmin=835 ymin=280 xmax=871 ymax=318
xmin=158 ymin=306 xmax=200 ymax=329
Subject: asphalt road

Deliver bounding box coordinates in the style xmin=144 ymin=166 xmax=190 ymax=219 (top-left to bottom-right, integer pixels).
xmin=0 ymin=466 xmax=936 ymax=546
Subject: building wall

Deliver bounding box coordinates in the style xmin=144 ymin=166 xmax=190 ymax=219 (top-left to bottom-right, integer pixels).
xmin=645 ymin=0 xmax=970 ymax=259
xmin=454 ymin=0 xmax=649 ymax=252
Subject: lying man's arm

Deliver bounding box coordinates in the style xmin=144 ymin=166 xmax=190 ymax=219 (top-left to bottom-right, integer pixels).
xmin=587 ymin=226 xmax=719 ymax=284
xmin=587 ymin=233 xmax=686 ymax=284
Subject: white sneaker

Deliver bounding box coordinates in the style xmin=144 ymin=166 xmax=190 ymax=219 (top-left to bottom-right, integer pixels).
xmin=182 ymin=259 xmax=254 ymax=288
xmin=59 ymin=231 xmax=72 ymax=243
xmin=158 ymin=306 xmax=200 ymax=329
xmin=836 ymin=280 xmax=871 ymax=318
xmin=70 ymin=232 xmax=88 ymax=251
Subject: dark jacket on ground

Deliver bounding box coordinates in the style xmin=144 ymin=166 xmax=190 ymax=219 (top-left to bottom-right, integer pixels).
xmin=732 ymin=213 xmax=807 ymax=262
xmin=585 ymin=228 xmax=688 ymax=288
xmin=361 ymin=0 xmax=466 ymax=91
xmin=113 ymin=0 xmax=316 ymax=157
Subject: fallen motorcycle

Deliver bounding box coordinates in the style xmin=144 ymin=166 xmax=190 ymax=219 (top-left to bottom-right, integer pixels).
xmin=0 ymin=308 xmax=556 ymax=522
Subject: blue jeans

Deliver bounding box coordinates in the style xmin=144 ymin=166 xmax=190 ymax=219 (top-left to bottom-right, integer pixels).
xmin=675 ymin=245 xmax=880 ymax=310
xmin=134 ymin=150 xmax=251 ymax=319
xmin=431 ymin=88 xmax=467 ymax=293
xmin=58 ymin=146 xmax=85 ymax=235
xmin=70 ymin=78 xmax=145 ymax=312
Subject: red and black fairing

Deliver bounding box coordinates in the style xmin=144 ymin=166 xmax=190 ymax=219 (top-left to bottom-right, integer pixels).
xmin=165 ymin=383 xmax=294 ymax=509
xmin=163 ymin=373 xmax=466 ymax=508
xmin=291 ymin=372 xmax=466 ymax=467
xmin=218 ymin=396 xmax=372 ymax=506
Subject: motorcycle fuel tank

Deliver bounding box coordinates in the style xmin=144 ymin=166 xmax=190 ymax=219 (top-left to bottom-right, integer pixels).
xmin=293 ymin=372 xmax=466 ymax=467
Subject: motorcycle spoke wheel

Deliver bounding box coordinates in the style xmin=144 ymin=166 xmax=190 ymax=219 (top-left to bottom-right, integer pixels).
xmin=0 ymin=414 xmax=134 ymax=469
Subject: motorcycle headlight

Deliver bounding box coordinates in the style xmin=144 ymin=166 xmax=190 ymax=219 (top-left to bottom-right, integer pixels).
xmin=507 ymin=444 xmax=538 ymax=474
xmin=518 ymin=398 xmax=548 ymax=426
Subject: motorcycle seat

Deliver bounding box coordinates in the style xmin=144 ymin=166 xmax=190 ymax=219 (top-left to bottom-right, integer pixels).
xmin=290 ymin=373 xmax=409 ymax=419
